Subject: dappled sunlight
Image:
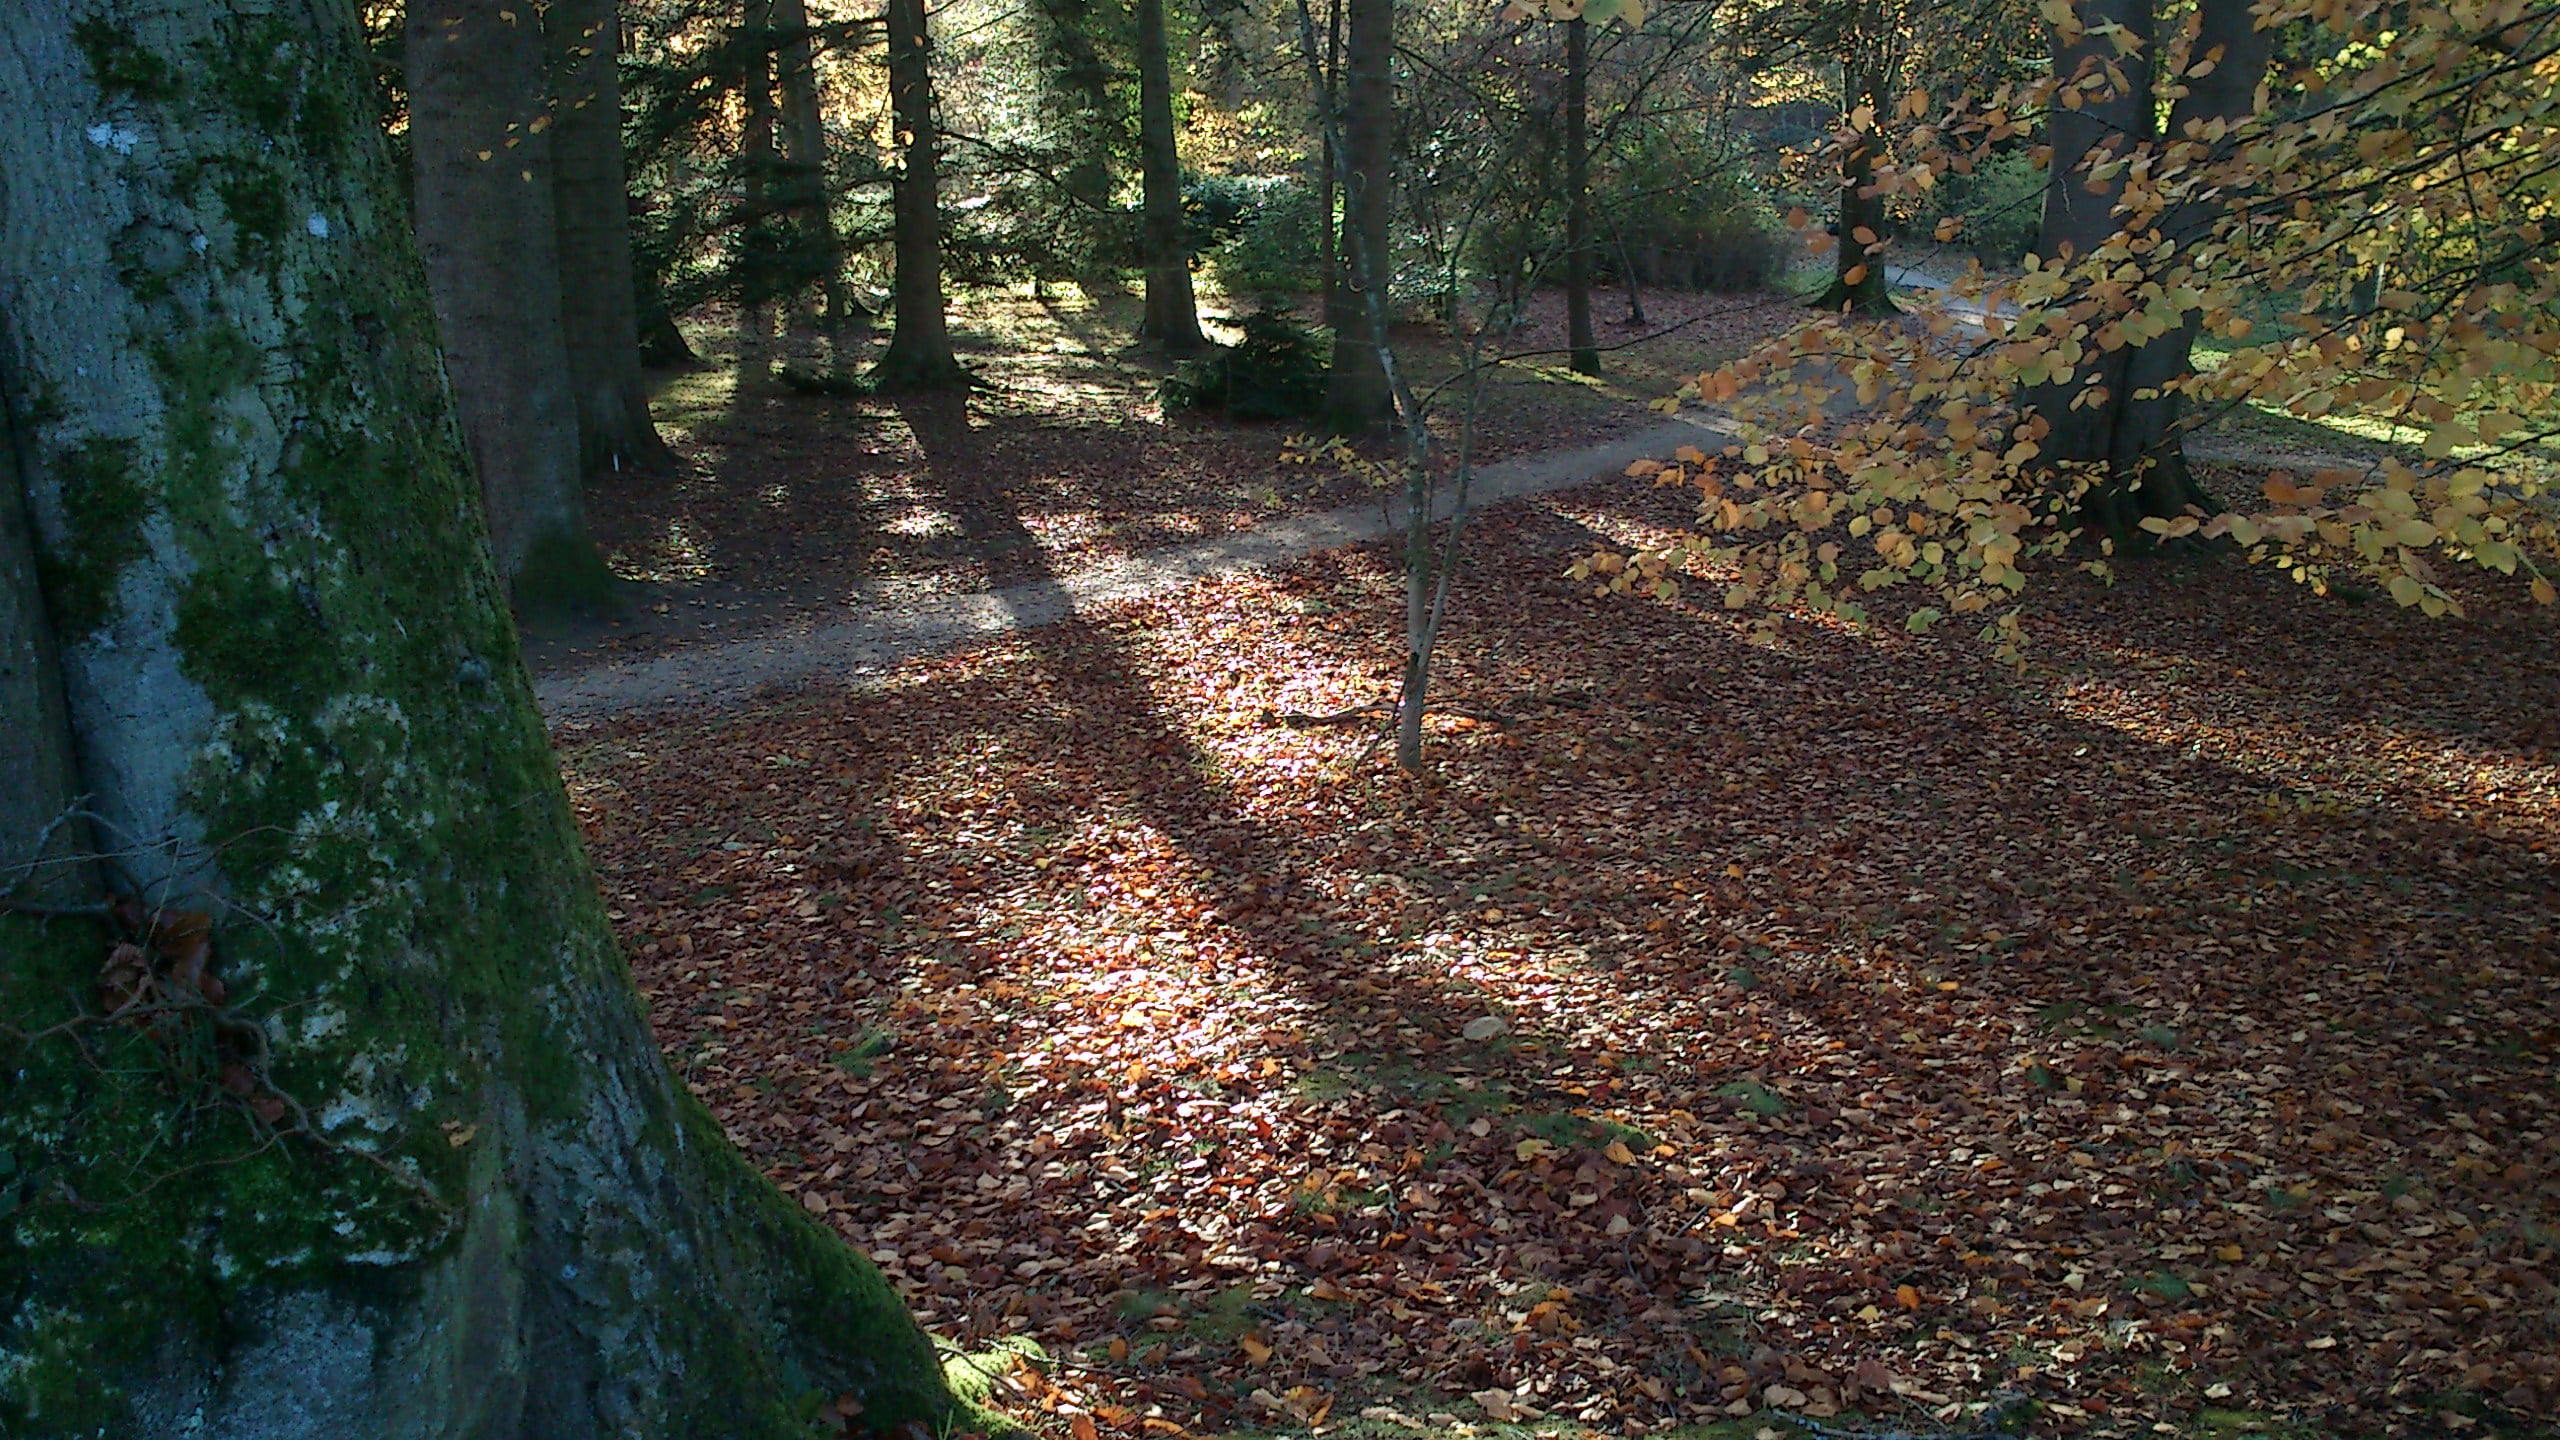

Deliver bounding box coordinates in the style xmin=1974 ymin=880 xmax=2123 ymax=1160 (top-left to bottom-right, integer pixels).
xmin=564 ymin=484 xmax=2560 ymax=1430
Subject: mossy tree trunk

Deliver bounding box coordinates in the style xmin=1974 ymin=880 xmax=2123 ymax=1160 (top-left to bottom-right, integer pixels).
xmin=1136 ymin=0 xmax=1208 ymax=352
xmin=548 ymin=0 xmax=678 ymax=473
xmin=872 ymin=0 xmax=971 ymax=389
xmin=1323 ymin=0 xmax=1394 ymax=425
xmin=0 ymin=5 xmax=958 ymax=1435
xmin=406 ymin=0 xmax=613 ymax=605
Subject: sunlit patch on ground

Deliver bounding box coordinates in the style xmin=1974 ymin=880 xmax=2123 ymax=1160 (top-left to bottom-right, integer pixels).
xmin=564 ymin=477 xmax=2560 ymax=1437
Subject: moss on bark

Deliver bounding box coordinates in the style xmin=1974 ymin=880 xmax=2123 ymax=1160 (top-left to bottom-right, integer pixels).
xmin=2 ymin=6 xmax=977 ymax=1434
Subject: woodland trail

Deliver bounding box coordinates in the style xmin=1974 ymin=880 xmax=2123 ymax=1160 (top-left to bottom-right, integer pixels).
xmin=535 ymin=409 xmax=1734 ymax=722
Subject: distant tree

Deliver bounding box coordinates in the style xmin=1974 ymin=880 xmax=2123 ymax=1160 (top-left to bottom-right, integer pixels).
xmin=1325 ymin=0 xmax=1395 ymax=423
xmin=406 ymin=0 xmax=613 ymax=603
xmin=872 ymin=0 xmax=972 ymax=387
xmin=549 ymin=0 xmax=679 ymax=471
xmin=1136 ymin=0 xmax=1210 ymax=351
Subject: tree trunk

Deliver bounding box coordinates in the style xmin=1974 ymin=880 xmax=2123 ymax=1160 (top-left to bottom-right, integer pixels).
xmin=738 ymin=0 xmax=781 ymax=382
xmin=1136 ymin=0 xmax=1209 ymax=352
xmin=773 ymin=0 xmax=855 ymax=333
xmin=1817 ymin=54 xmax=1896 ymax=314
xmin=1324 ymin=0 xmax=1394 ymax=425
xmin=2105 ymin=0 xmax=2273 ymax=501
xmin=1318 ymin=0 xmax=1343 ymax=319
xmin=407 ymin=0 xmax=613 ymax=606
xmin=0 ymin=6 xmax=960 ymax=1435
xmin=549 ymin=0 xmax=677 ymax=473
xmin=2024 ymin=0 xmax=2193 ymax=538
xmin=872 ymin=0 xmax=970 ymax=389
xmin=0 ymin=429 xmax=92 ymax=906
xmin=1563 ymin=16 xmax=1599 ymax=374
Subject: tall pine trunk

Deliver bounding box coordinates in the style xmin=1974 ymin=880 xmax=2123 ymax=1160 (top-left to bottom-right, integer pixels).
xmin=738 ymin=0 xmax=781 ymax=380
xmin=549 ymin=0 xmax=677 ymax=472
xmin=774 ymin=0 xmax=856 ymax=333
xmin=407 ymin=0 xmax=611 ymax=603
xmin=1136 ymin=0 xmax=1209 ymax=352
xmin=873 ymin=0 xmax=970 ymax=388
xmin=0 ymin=4 xmax=958 ymax=1434
xmin=1325 ymin=0 xmax=1394 ymax=424
xmin=1563 ymin=15 xmax=1598 ymax=374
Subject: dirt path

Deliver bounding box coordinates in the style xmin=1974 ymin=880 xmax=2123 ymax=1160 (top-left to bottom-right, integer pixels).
xmin=535 ymin=411 xmax=1731 ymax=723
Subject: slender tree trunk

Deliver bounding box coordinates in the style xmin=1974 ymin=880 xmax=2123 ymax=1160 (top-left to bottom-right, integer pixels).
xmin=0 ymin=5 xmax=958 ymax=1435
xmin=1136 ymin=0 xmax=1208 ymax=351
xmin=773 ymin=0 xmax=854 ymax=334
xmin=407 ymin=0 xmax=613 ymax=605
xmin=1317 ymin=0 xmax=1342 ymax=317
xmin=1325 ymin=0 xmax=1394 ymax=424
xmin=872 ymin=0 xmax=969 ymax=388
xmin=2107 ymin=0 xmax=2273 ymax=495
xmin=738 ymin=0 xmax=780 ymax=381
xmin=1818 ymin=51 xmax=1896 ymax=314
xmin=2024 ymin=0 xmax=2185 ymax=538
xmin=1563 ymin=16 xmax=1599 ymax=374
xmin=549 ymin=0 xmax=676 ymax=473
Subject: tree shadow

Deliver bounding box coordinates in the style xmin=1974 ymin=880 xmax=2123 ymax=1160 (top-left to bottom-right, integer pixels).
xmin=572 ymin=472 xmax=2560 ymax=1429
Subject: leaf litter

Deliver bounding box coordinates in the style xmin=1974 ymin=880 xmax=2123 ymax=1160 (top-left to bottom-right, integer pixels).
xmin=560 ymin=474 xmax=2560 ymax=1437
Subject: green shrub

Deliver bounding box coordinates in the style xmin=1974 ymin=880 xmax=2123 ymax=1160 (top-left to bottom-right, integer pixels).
xmin=1596 ymin=134 xmax=1790 ymax=293
xmin=1160 ymin=308 xmax=1330 ymax=421
xmin=1207 ymin=176 xmax=1327 ymax=300
xmin=1923 ymin=148 xmax=2045 ymax=265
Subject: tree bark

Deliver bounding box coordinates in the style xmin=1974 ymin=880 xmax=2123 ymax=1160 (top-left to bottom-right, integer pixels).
xmin=872 ymin=0 xmax=970 ymax=388
xmin=2105 ymin=0 xmax=2272 ymax=499
xmin=1563 ymin=16 xmax=1599 ymax=374
xmin=0 ymin=5 xmax=959 ymax=1435
xmin=1818 ymin=51 xmax=1897 ymax=314
xmin=2024 ymin=0 xmax=2196 ymax=539
xmin=1136 ymin=0 xmax=1209 ymax=352
xmin=738 ymin=0 xmax=781 ymax=380
xmin=1318 ymin=0 xmax=1343 ymax=318
xmin=773 ymin=0 xmax=856 ymax=333
xmin=1325 ymin=0 xmax=1394 ymax=424
xmin=0 ymin=409 xmax=93 ymax=906
xmin=408 ymin=0 xmax=612 ymax=603
xmin=548 ymin=0 xmax=677 ymax=472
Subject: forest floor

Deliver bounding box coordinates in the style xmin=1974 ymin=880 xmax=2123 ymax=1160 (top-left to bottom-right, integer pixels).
xmin=522 ymin=285 xmax=1799 ymax=677
xmin=543 ymin=288 xmax=2560 ymax=1439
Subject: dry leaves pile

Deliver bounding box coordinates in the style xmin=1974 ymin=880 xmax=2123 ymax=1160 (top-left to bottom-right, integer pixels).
xmin=563 ymin=477 xmax=2559 ymax=1436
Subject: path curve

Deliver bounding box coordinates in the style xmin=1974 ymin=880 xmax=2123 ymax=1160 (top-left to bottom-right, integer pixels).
xmin=537 ymin=413 xmax=1731 ymax=723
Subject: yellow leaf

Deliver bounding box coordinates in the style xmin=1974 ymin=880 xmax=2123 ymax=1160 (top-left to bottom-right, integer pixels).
xmin=1603 ymin=1140 xmax=1638 ymax=1165
xmin=1239 ymin=1333 xmax=1273 ymax=1366
xmin=2532 ymin=578 xmax=2556 ymax=605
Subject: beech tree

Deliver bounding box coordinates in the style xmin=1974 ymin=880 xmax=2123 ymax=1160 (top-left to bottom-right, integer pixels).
xmin=0 ymin=5 xmax=959 ymax=1433
xmin=1583 ymin=0 xmax=2560 ymax=648
xmin=406 ymin=0 xmax=611 ymax=599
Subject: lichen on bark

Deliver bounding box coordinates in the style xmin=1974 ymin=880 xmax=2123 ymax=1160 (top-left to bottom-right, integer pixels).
xmin=2 ymin=6 xmax=968 ymax=1435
